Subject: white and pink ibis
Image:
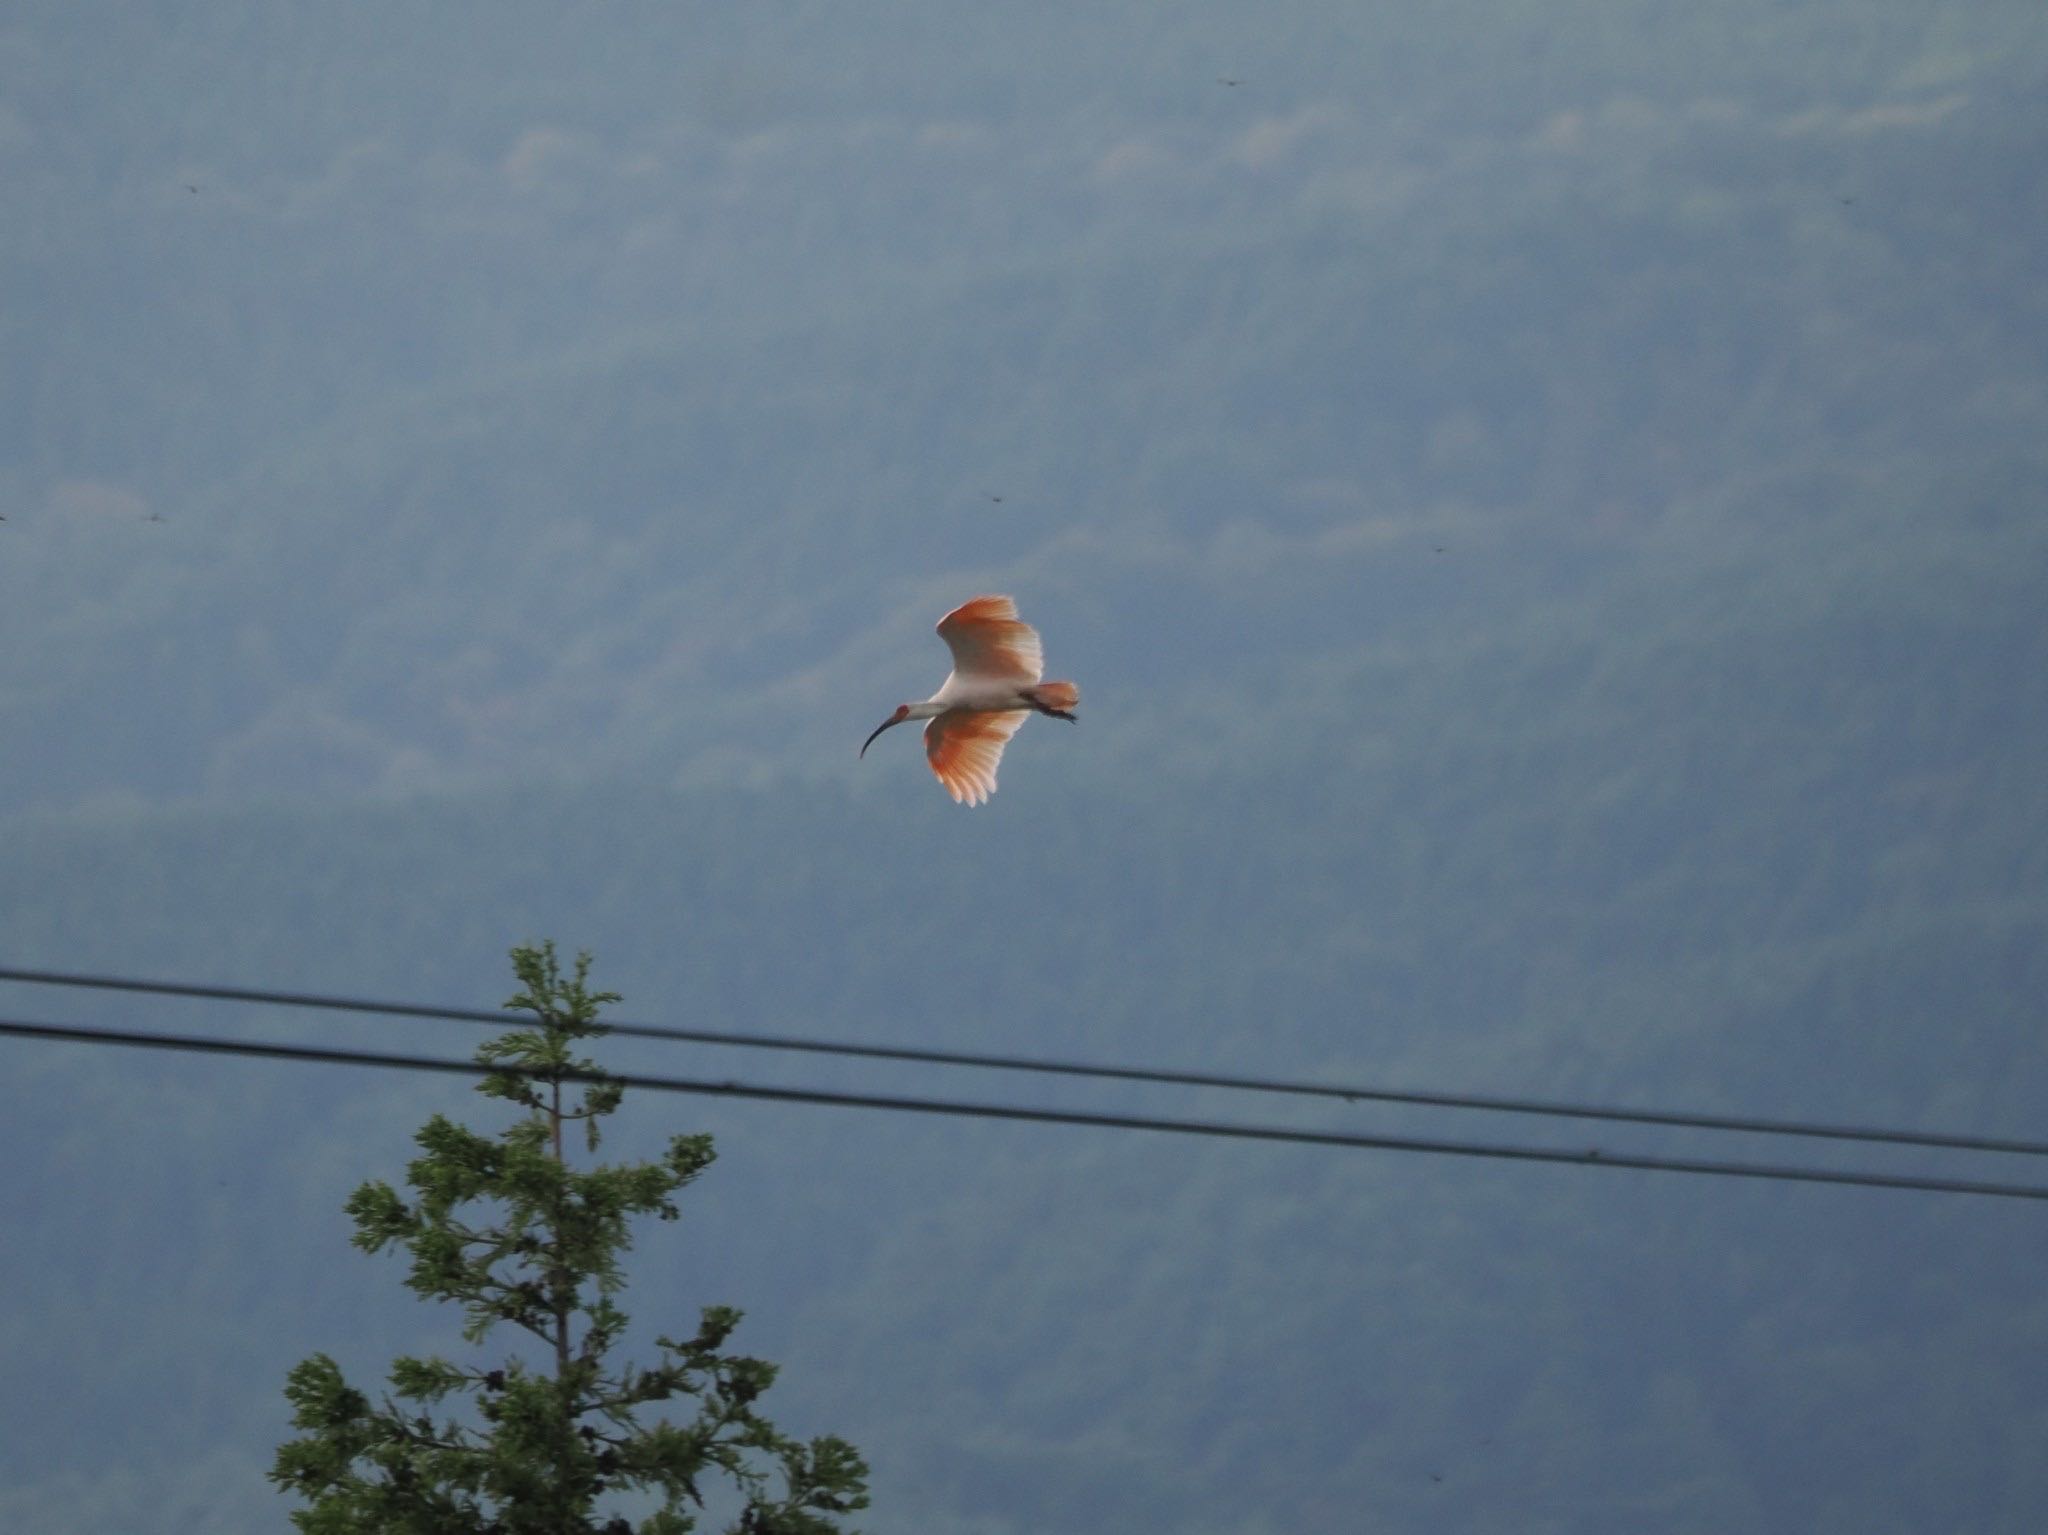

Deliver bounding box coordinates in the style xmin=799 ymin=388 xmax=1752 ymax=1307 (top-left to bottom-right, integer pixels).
xmin=860 ymin=594 xmax=1080 ymax=805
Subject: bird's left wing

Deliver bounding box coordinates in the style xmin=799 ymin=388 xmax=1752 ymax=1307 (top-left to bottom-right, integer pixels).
xmin=924 ymin=708 xmax=1029 ymax=805
xmin=935 ymin=595 xmax=1044 ymax=685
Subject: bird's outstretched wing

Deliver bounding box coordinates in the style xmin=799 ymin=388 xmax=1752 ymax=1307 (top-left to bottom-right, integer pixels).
xmin=936 ymin=594 xmax=1043 ymax=685
xmin=924 ymin=708 xmax=1029 ymax=805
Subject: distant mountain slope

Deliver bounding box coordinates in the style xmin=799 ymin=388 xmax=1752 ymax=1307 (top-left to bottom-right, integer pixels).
xmin=3 ymin=482 xmax=2046 ymax=1529
xmin=7 ymin=74 xmax=2045 ymax=813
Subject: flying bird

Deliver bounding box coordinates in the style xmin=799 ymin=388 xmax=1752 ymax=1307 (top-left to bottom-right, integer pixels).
xmin=860 ymin=594 xmax=1079 ymax=805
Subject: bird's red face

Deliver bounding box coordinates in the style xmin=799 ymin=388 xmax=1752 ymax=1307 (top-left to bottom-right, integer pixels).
xmin=859 ymin=704 xmax=912 ymax=759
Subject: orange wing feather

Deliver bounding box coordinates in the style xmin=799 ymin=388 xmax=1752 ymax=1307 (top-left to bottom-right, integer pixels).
xmin=924 ymin=708 xmax=1029 ymax=805
xmin=935 ymin=594 xmax=1044 ymax=684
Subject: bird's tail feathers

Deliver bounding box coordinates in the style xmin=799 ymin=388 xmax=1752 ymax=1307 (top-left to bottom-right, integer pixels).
xmin=1027 ymin=681 xmax=1080 ymax=718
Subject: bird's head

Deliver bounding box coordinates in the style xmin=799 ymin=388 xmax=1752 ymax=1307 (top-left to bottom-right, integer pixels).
xmin=859 ymin=704 xmax=914 ymax=758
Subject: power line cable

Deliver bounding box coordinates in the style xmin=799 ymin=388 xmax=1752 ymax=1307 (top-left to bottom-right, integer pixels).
xmin=3 ymin=1014 xmax=2046 ymax=1203
xmin=2 ymin=964 xmax=2042 ymax=1159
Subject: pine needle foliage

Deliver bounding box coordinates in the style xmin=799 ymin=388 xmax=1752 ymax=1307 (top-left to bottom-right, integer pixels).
xmin=271 ymin=941 xmax=870 ymax=1534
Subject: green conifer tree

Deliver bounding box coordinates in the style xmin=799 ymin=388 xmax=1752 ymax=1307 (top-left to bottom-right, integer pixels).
xmin=271 ymin=942 xmax=869 ymax=1534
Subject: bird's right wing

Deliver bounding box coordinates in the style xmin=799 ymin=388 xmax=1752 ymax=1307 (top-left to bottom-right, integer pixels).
xmin=935 ymin=594 xmax=1044 ymax=685
xmin=924 ymin=708 xmax=1029 ymax=805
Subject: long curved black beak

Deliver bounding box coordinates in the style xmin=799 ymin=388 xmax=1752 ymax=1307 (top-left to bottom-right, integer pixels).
xmin=859 ymin=716 xmax=903 ymax=759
